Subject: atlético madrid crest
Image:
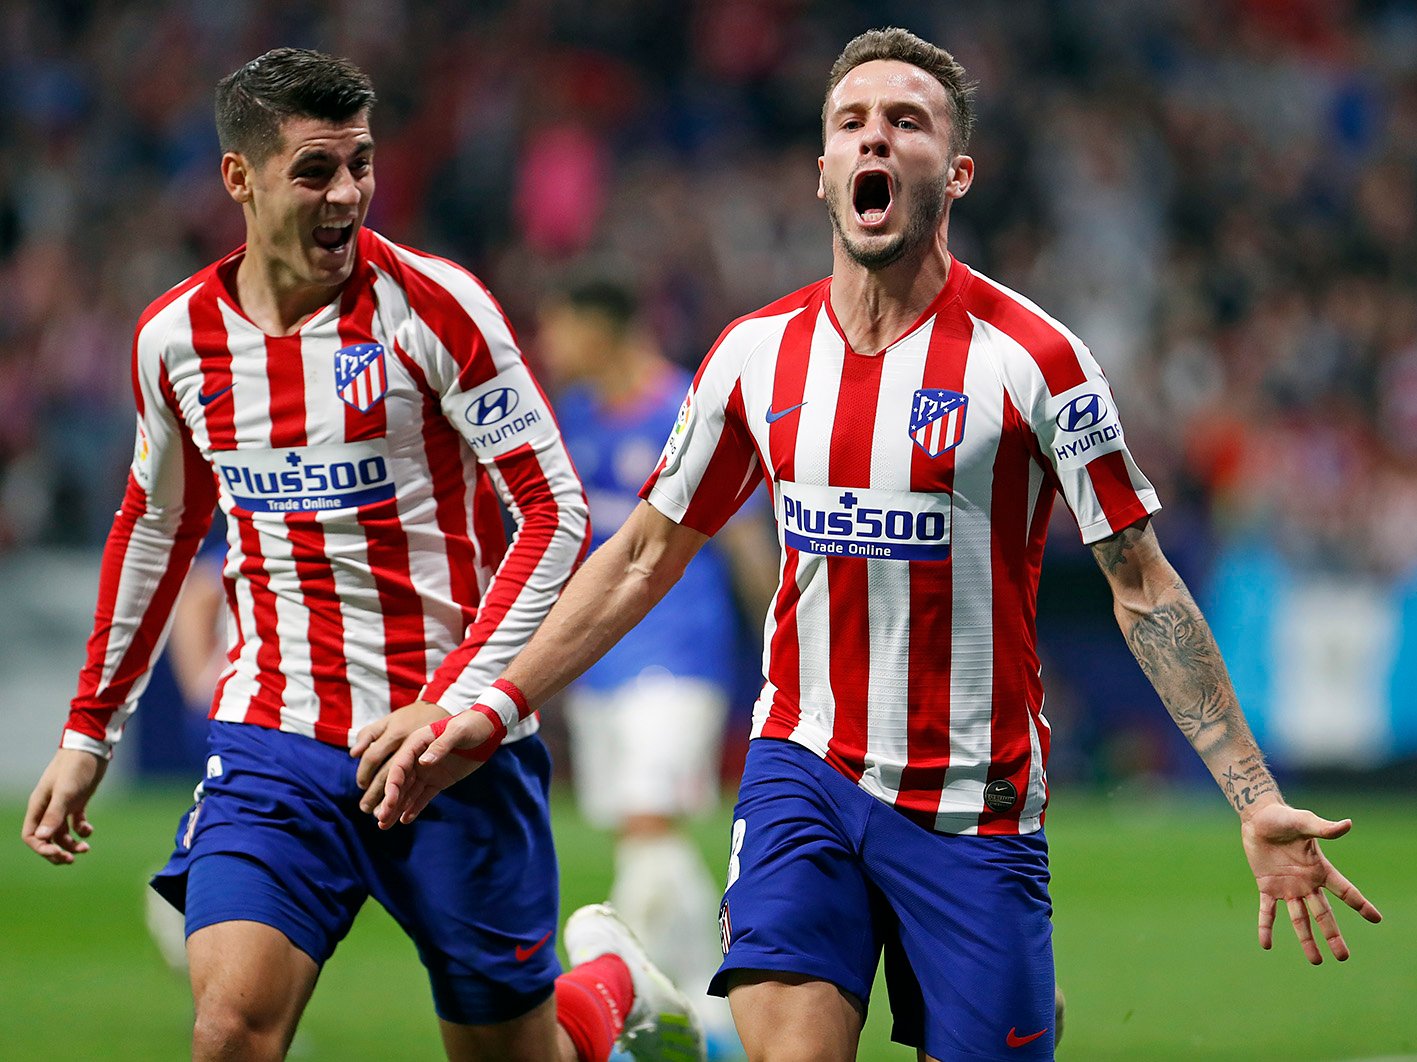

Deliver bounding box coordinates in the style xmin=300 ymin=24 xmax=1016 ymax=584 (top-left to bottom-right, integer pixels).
xmin=335 ymin=343 xmax=388 ymax=413
xmin=909 ymin=388 xmax=968 ymax=458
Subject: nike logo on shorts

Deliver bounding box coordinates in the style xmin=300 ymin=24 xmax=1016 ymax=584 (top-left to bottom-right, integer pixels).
xmin=515 ymin=929 xmax=553 ymax=962
xmin=199 ymin=384 xmax=234 ymax=406
xmin=1006 ymin=1027 xmax=1047 ymax=1048
xmin=765 ymin=401 xmax=807 ymax=424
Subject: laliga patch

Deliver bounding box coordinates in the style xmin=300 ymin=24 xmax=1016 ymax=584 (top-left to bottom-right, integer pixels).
xmin=719 ymin=899 xmax=733 ymax=956
xmin=335 ymin=342 xmax=388 ymax=413
xmin=1042 ymin=382 xmax=1125 ymax=471
xmin=131 ymin=418 xmax=153 ymax=489
xmin=779 ymin=481 xmax=951 ymax=562
xmin=460 ymin=372 xmax=554 ymax=457
xmin=909 ymin=389 xmax=968 ymax=458
xmin=983 ymin=778 xmax=1018 ymax=812
xmin=214 ymin=440 xmax=395 ymax=514
xmin=658 ymin=388 xmax=695 ymax=476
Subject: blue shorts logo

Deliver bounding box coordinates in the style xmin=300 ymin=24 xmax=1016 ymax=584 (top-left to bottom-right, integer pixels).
xmin=335 ymin=343 xmax=388 ymax=413
xmin=466 ymin=387 xmax=521 ymax=427
xmin=910 ymin=389 xmax=967 ymax=458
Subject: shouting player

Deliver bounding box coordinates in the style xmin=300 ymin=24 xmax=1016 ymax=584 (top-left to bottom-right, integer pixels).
xmin=377 ymin=27 xmax=1382 ymax=1062
xmin=20 ymin=48 xmax=702 ymax=1062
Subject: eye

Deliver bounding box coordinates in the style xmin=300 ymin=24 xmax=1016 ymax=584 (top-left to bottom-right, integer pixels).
xmin=897 ymin=118 xmax=920 ymax=130
xmin=843 ymin=118 xmax=864 ymax=131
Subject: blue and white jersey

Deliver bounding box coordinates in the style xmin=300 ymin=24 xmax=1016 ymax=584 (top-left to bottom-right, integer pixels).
xmin=556 ymin=364 xmax=744 ymax=692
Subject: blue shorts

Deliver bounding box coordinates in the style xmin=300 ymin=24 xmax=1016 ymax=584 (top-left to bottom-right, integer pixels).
xmin=713 ymin=739 xmax=1055 ymax=1061
xmin=151 ymin=721 xmax=561 ymax=1026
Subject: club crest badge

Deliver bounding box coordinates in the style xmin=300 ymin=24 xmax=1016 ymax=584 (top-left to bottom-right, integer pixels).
xmin=335 ymin=342 xmax=388 ymax=413
xmin=909 ymin=389 xmax=967 ymax=458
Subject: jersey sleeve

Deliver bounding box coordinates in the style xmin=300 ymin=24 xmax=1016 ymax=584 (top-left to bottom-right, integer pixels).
xmin=1013 ymin=335 xmax=1160 ymax=544
xmin=64 ymin=315 xmax=217 ymax=757
xmin=395 ymin=257 xmax=590 ymax=716
xmin=639 ymin=324 xmax=765 ymax=537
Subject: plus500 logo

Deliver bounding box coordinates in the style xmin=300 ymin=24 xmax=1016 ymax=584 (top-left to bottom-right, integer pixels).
xmin=215 ymin=442 xmax=396 ymax=513
xmin=779 ymin=483 xmax=950 ymax=562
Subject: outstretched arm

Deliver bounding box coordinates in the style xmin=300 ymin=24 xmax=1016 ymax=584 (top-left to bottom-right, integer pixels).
xmin=375 ymin=501 xmax=708 ymax=825
xmin=1093 ymin=519 xmax=1382 ymax=963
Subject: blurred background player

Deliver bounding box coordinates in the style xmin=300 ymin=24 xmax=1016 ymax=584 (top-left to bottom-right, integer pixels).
xmin=19 ymin=47 xmax=701 ymax=1062
xmin=537 ymin=278 xmax=777 ymax=1059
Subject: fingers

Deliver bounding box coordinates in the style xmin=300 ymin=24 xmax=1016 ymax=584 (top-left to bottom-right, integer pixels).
xmin=1299 ymin=813 xmax=1352 ymax=841
xmin=1306 ymin=891 xmax=1349 ymax=962
xmin=419 ymin=729 xmax=458 ymax=767
xmin=1325 ymin=864 xmax=1383 ymax=924
xmin=349 ymin=717 xmax=387 ymax=760
xmin=374 ymin=750 xmax=420 ymax=828
xmin=358 ymin=762 xmax=391 ymax=815
xmin=399 ymin=783 xmax=439 ymax=825
xmin=1286 ymin=896 xmax=1322 ymax=965
xmin=1257 ymin=892 xmax=1275 ymax=950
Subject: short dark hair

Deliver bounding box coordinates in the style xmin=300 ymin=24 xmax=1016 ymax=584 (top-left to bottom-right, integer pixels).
xmin=215 ymin=48 xmax=376 ymax=164
xmin=560 ymin=279 xmax=638 ymax=334
xmin=824 ymin=28 xmax=976 ymax=154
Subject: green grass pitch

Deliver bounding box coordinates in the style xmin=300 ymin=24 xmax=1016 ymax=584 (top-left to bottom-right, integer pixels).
xmin=2 ymin=785 xmax=1412 ymax=1060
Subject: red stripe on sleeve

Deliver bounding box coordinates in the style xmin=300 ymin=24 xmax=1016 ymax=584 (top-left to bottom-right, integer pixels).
xmin=1086 ymin=449 xmax=1151 ymax=535
xmin=678 ymin=382 xmax=762 ymax=536
xmin=965 ymin=280 xmax=1087 ymax=397
xmin=422 ymin=442 xmax=561 ymax=702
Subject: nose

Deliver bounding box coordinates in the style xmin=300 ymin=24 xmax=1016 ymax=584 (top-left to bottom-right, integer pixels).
xmin=328 ymin=167 xmax=361 ymax=205
xmin=859 ymin=114 xmax=890 ymax=158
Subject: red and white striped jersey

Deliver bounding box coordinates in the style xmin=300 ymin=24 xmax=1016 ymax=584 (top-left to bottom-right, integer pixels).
xmin=63 ymin=229 xmax=589 ymax=755
xmin=642 ymin=259 xmax=1159 ymax=835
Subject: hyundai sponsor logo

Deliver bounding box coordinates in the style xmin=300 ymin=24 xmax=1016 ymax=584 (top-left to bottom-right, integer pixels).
xmin=1055 ymin=392 xmax=1108 ymax=433
xmin=465 ymin=386 xmax=521 ymax=427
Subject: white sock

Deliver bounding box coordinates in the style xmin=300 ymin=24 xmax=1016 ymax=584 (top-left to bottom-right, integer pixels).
xmin=609 ymin=832 xmax=737 ymax=1041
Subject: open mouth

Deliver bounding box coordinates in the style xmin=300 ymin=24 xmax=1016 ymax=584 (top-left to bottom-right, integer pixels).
xmin=852 ymin=170 xmax=893 ymax=225
xmin=313 ymin=223 xmax=355 ymax=254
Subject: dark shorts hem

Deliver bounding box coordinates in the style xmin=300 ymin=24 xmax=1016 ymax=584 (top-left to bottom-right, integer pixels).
xmin=709 ymin=952 xmax=871 ymax=1008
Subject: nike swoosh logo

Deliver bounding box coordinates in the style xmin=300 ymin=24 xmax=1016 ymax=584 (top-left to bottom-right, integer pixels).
xmin=765 ymin=400 xmax=807 ymax=424
xmin=1006 ymin=1027 xmax=1047 ymax=1048
xmin=198 ymin=384 xmax=234 ymax=406
xmin=514 ymin=929 xmax=553 ymax=962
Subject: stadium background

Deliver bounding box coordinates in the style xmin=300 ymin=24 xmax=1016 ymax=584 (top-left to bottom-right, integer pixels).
xmin=0 ymin=1 xmax=1413 ymax=1058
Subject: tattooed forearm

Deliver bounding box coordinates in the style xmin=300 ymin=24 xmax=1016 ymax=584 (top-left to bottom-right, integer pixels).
xmin=1092 ymin=524 xmax=1146 ymax=577
xmin=1095 ymin=522 xmax=1281 ymax=814
xmin=1221 ymin=752 xmax=1279 ymax=814
xmin=1121 ymin=594 xmax=1236 ymax=754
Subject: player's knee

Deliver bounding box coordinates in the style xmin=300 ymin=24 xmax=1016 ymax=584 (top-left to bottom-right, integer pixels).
xmin=191 ymin=997 xmax=289 ymax=1061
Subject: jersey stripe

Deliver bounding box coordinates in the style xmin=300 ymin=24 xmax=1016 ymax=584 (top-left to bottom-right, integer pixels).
xmin=897 ymin=309 xmax=972 ymax=828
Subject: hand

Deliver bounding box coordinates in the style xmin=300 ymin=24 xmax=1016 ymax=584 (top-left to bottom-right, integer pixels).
xmin=374 ymin=710 xmax=497 ymax=829
xmin=22 ymin=749 xmax=109 ymax=865
xmin=1241 ymin=803 xmax=1383 ymax=964
xmin=352 ymin=700 xmax=451 ymax=814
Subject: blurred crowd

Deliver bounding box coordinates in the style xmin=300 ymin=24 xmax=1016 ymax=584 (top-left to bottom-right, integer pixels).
xmin=2 ymin=0 xmax=1416 ymax=586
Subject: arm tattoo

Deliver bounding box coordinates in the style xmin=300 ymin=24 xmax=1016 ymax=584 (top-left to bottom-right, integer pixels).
xmin=1092 ymin=524 xmax=1146 ymax=577
xmin=1221 ymin=752 xmax=1279 ymax=814
xmin=1116 ymin=573 xmax=1279 ymax=810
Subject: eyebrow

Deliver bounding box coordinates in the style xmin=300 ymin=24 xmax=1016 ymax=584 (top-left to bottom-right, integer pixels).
xmin=290 ymin=140 xmax=375 ymax=167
